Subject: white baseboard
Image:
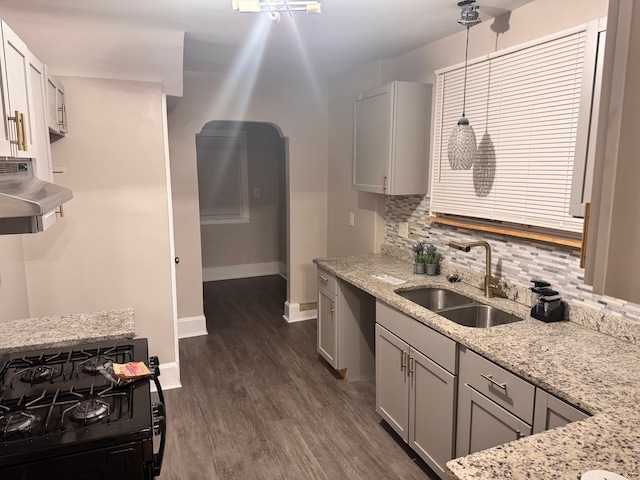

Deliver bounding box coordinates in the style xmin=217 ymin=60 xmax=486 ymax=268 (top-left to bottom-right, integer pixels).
xmin=151 ymin=361 xmax=181 ymax=392
xmin=178 ymin=315 xmax=208 ymax=339
xmin=283 ymin=301 xmax=317 ymax=323
xmin=203 ymin=261 xmax=280 ymax=282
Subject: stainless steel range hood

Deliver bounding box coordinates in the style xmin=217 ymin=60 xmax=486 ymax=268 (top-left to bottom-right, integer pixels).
xmin=0 ymin=170 xmax=73 ymax=235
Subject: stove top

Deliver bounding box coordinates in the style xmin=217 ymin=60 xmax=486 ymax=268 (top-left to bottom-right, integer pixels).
xmin=0 ymin=339 xmax=155 ymax=469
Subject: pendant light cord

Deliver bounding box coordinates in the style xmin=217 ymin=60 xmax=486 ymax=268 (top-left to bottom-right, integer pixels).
xmin=462 ymin=25 xmax=470 ymax=117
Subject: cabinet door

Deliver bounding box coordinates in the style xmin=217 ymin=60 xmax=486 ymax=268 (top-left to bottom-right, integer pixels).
xmin=409 ymin=348 xmax=456 ymax=479
xmin=46 ymin=70 xmax=67 ymax=135
xmin=375 ymin=324 xmax=409 ymax=442
xmin=2 ymin=21 xmax=36 ymax=158
xmin=533 ymin=390 xmax=589 ymax=434
xmin=27 ymin=54 xmax=52 ymax=182
xmin=317 ymin=287 xmax=338 ymax=368
xmin=353 ymin=84 xmax=392 ymax=194
xmin=456 ymin=384 xmax=532 ymax=457
xmin=0 ymin=27 xmax=12 ymax=157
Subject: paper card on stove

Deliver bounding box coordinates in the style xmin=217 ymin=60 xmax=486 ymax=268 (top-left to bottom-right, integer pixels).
xmin=113 ymin=362 xmax=152 ymax=379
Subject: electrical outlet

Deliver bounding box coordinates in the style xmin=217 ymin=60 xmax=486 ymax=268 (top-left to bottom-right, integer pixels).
xmin=398 ymin=222 xmax=409 ymax=238
xmin=349 ymin=212 xmax=355 ymax=226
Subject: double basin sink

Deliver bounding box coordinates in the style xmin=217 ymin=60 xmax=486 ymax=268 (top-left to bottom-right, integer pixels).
xmin=396 ymin=288 xmax=523 ymax=328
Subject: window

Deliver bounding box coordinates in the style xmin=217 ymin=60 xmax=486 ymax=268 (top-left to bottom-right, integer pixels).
xmin=196 ymin=129 xmax=250 ymax=224
xmin=430 ymin=23 xmax=602 ymax=235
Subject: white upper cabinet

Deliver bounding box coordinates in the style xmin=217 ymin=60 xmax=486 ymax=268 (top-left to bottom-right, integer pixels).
xmin=1 ymin=21 xmax=39 ymax=159
xmin=352 ymin=81 xmax=431 ymax=195
xmin=585 ymin=0 xmax=640 ymax=304
xmin=45 ymin=67 xmax=67 ymax=136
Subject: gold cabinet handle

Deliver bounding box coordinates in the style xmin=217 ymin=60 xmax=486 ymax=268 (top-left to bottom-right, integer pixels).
xmin=382 ymin=175 xmax=388 ymax=193
xmin=580 ymin=202 xmax=590 ymax=268
xmin=58 ymin=103 xmax=67 ymax=130
xmin=8 ymin=110 xmax=24 ymax=151
xmin=480 ymin=373 xmax=507 ymax=390
xmin=19 ymin=112 xmax=27 ymax=151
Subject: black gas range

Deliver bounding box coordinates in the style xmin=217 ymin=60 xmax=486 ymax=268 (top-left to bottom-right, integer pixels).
xmin=0 ymin=338 xmax=166 ymax=479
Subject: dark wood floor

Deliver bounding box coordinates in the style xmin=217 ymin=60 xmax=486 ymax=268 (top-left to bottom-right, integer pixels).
xmin=160 ymin=275 xmax=439 ymax=480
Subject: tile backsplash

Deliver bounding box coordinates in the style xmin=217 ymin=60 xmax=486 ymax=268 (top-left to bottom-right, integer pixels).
xmin=385 ymin=195 xmax=640 ymax=325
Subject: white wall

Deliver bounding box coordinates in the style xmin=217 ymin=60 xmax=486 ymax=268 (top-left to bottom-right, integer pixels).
xmin=168 ymin=71 xmax=327 ymax=315
xmin=326 ymin=60 xmax=388 ymax=257
xmin=20 ymin=77 xmax=177 ymax=367
xmin=0 ymin=236 xmax=29 ymax=321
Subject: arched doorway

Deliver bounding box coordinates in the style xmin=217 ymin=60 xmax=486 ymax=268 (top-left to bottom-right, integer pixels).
xmin=196 ymin=121 xmax=288 ymax=286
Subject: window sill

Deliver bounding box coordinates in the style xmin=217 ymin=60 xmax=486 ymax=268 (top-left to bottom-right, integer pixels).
xmin=427 ymin=216 xmax=582 ymax=249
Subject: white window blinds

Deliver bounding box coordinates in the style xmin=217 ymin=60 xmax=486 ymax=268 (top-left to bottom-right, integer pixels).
xmin=431 ymin=27 xmax=588 ymax=234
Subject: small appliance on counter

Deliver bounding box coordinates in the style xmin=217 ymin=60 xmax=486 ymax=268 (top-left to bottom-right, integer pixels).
xmin=530 ymin=279 xmax=565 ymax=322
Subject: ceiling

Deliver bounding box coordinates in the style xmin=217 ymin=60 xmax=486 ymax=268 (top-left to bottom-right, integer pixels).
xmin=0 ymin=0 xmax=534 ymax=84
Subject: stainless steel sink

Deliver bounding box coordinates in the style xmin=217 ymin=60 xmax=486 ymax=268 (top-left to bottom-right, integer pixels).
xmin=436 ymin=304 xmax=523 ymax=328
xmin=396 ymin=288 xmax=474 ymax=311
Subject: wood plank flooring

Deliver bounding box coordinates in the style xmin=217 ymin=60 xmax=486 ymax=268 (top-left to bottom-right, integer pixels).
xmin=159 ymin=275 xmax=439 ymax=480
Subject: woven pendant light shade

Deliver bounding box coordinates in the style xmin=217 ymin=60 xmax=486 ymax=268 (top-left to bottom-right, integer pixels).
xmin=448 ymin=117 xmax=477 ymax=170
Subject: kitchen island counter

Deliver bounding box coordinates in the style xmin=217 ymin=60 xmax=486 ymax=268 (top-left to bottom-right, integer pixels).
xmin=315 ymin=250 xmax=640 ymax=480
xmin=0 ymin=308 xmax=135 ymax=354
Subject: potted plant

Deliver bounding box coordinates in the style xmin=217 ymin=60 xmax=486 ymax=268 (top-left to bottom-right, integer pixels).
xmin=423 ymin=244 xmax=442 ymax=276
xmin=412 ymin=242 xmax=426 ymax=274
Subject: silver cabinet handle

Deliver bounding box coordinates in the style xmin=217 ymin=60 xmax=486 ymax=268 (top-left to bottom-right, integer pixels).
xmin=319 ymin=275 xmax=329 ymax=285
xmin=400 ymin=349 xmax=407 ymax=372
xmin=480 ymin=373 xmax=507 ymax=390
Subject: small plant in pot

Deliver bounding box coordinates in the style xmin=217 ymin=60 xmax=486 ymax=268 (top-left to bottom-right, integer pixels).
xmin=412 ymin=242 xmax=426 ymax=274
xmin=423 ymin=244 xmax=443 ymax=276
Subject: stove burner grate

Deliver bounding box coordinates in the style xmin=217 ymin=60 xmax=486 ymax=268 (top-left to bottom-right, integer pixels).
xmin=78 ymin=354 xmax=116 ymax=376
xmin=70 ymin=399 xmax=110 ymax=423
xmin=20 ymin=365 xmax=61 ymax=384
xmin=0 ymin=410 xmax=40 ymax=434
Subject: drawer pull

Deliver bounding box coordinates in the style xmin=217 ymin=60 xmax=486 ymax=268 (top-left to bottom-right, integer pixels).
xmin=400 ymin=350 xmax=407 ymax=372
xmin=480 ymin=373 xmax=507 ymax=390
xmin=319 ymin=275 xmax=329 ymax=285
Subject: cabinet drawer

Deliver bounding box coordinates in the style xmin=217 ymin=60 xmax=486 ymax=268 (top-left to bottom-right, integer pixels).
xmin=317 ymin=268 xmax=338 ymax=294
xmin=459 ymin=347 xmax=535 ymax=424
xmin=376 ymin=300 xmax=456 ymax=373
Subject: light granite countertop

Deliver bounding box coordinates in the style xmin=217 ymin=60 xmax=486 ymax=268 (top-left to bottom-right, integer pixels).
xmin=0 ymin=308 xmax=136 ymax=354
xmin=314 ymin=252 xmax=640 ymax=480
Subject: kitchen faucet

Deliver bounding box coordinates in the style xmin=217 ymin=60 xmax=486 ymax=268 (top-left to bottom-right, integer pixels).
xmin=448 ymin=240 xmax=507 ymax=298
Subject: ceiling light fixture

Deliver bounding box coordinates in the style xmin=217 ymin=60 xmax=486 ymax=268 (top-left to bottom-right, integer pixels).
xmin=232 ymin=0 xmax=321 ymax=21
xmin=447 ymin=0 xmax=481 ymax=170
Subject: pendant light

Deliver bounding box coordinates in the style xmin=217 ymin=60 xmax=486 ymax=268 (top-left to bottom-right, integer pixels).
xmin=447 ymin=0 xmax=481 ymax=170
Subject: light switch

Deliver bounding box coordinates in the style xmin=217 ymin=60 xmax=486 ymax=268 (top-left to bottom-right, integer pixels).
xmin=349 ymin=212 xmax=355 ymax=226
xmin=253 ymin=188 xmax=261 ymax=198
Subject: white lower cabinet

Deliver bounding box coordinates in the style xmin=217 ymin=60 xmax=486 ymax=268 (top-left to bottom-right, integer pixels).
xmin=456 ymin=346 xmax=535 ymax=457
xmin=375 ymin=301 xmax=456 ymax=479
xmin=316 ymin=268 xmax=375 ymax=381
xmin=456 ymin=383 xmax=532 ymax=456
xmin=533 ymin=389 xmax=589 ymax=434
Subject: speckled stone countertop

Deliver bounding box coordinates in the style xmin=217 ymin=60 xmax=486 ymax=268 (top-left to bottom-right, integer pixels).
xmin=314 ymin=252 xmax=640 ymax=480
xmin=0 ymin=308 xmax=136 ymax=354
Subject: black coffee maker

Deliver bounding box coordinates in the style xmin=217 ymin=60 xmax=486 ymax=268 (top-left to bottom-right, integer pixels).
xmin=530 ymin=279 xmax=565 ymax=322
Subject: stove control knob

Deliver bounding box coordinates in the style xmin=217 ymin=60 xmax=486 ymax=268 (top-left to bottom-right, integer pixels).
xmin=152 ymin=402 xmax=166 ymax=436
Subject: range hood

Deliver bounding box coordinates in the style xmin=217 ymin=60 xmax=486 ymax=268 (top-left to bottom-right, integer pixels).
xmin=0 ymin=166 xmax=73 ymax=235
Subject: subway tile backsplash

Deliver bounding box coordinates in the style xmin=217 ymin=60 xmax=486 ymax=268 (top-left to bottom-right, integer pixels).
xmin=385 ymin=195 xmax=640 ymax=326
